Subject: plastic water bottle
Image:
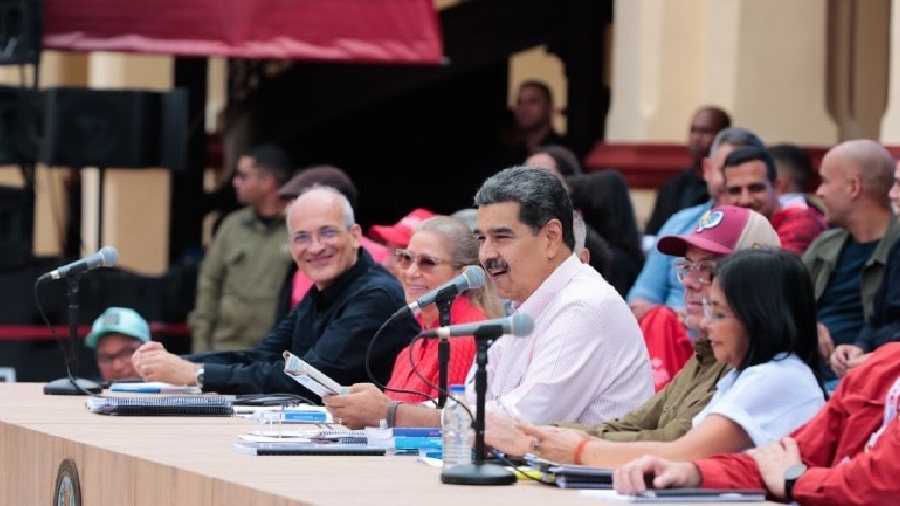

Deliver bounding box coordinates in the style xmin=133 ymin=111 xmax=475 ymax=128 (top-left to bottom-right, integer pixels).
xmin=441 ymin=384 xmax=473 ymax=469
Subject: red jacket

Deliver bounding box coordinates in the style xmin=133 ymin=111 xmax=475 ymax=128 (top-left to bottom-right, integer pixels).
xmin=639 ymin=306 xmax=693 ymax=392
xmin=385 ymin=296 xmax=484 ymax=403
xmin=695 ymin=342 xmax=900 ymax=505
xmin=771 ymin=205 xmax=826 ymax=256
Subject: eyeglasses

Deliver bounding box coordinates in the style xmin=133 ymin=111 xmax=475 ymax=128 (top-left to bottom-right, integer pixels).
xmin=675 ymin=259 xmax=717 ymax=285
xmin=702 ymin=299 xmax=734 ymax=323
xmin=97 ymin=346 xmax=140 ymax=364
xmin=290 ymin=226 xmax=348 ymax=246
xmin=393 ymin=249 xmax=463 ymax=272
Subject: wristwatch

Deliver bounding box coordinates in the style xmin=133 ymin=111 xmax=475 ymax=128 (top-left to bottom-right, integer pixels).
xmin=783 ymin=463 xmax=807 ymax=502
xmin=195 ymin=366 xmax=205 ymax=390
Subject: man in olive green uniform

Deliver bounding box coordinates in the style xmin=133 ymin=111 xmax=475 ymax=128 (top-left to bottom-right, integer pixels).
xmin=188 ymin=145 xmax=293 ymax=352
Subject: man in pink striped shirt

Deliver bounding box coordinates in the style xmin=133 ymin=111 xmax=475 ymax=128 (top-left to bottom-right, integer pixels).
xmin=335 ymin=166 xmax=652 ymax=429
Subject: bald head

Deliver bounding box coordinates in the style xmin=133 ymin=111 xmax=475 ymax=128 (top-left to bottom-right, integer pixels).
xmin=286 ymin=185 xmax=355 ymax=229
xmin=816 ymin=139 xmax=895 ymax=229
xmin=696 ymin=106 xmax=731 ymax=129
xmin=827 ymin=140 xmax=894 ymax=202
xmin=689 ymin=106 xmax=732 ymax=163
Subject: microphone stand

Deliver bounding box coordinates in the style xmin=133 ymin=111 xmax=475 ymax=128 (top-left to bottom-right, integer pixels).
xmin=435 ymin=297 xmax=452 ymax=408
xmin=441 ymin=326 xmax=515 ymax=486
xmin=44 ymin=274 xmax=102 ymax=395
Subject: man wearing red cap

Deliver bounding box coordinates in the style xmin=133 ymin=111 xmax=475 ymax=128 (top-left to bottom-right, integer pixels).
xmin=487 ymin=205 xmax=783 ymax=456
xmin=612 ymin=141 xmax=900 ymax=506
xmin=369 ymin=208 xmax=437 ymax=278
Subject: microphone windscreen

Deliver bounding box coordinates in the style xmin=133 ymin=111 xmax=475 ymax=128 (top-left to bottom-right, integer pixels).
xmin=510 ymin=312 xmax=534 ymax=337
xmin=99 ymin=246 xmax=119 ymax=267
xmin=463 ymin=265 xmax=486 ymax=290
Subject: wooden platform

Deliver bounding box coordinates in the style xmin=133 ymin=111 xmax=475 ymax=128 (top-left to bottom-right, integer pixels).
xmin=0 ymin=383 xmax=775 ymax=505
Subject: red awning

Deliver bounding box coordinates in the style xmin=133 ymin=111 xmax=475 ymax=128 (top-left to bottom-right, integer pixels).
xmin=44 ymin=0 xmax=444 ymax=64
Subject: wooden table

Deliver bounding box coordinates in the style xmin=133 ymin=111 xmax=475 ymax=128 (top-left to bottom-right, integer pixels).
xmin=0 ymin=383 xmax=774 ymax=505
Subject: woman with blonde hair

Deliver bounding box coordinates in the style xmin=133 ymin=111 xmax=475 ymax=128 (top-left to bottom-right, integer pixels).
xmin=324 ymin=215 xmax=505 ymax=428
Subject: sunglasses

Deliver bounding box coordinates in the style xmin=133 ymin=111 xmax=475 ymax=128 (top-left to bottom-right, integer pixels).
xmin=393 ymin=249 xmax=463 ymax=272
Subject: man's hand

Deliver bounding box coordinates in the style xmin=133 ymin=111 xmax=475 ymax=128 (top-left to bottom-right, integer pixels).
xmin=614 ymin=456 xmax=702 ymax=494
xmin=131 ymin=342 xmax=198 ymax=385
xmin=519 ymin=424 xmax=591 ymax=464
xmin=321 ymin=383 xmax=389 ymax=429
xmin=484 ymin=412 xmax=533 ymax=457
xmin=830 ymin=344 xmax=864 ymax=378
xmin=629 ymin=299 xmax=655 ymax=321
xmin=816 ymin=322 xmax=835 ymax=361
xmin=747 ymin=437 xmax=802 ymax=501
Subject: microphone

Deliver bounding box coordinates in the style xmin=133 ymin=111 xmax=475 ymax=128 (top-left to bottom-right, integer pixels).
xmin=38 ymin=246 xmax=119 ymax=282
xmin=394 ymin=265 xmax=486 ymax=317
xmin=420 ymin=312 xmax=534 ymax=339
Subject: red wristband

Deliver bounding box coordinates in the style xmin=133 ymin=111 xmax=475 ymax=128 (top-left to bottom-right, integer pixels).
xmin=573 ymin=437 xmax=590 ymax=465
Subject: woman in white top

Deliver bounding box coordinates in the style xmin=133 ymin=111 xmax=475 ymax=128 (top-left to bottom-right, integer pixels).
xmin=521 ymin=247 xmax=826 ymax=467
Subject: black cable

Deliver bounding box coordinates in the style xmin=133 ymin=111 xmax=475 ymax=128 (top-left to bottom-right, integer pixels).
xmin=364 ymin=313 xmax=435 ymax=402
xmin=364 ymin=313 xmax=475 ymax=425
xmin=33 ymin=280 xmax=95 ymax=396
xmin=490 ymin=450 xmax=545 ymax=483
xmin=406 ymin=334 xmax=441 ymax=402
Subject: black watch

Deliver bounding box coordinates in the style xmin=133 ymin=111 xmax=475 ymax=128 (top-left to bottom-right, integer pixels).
xmin=783 ymin=463 xmax=807 ymax=502
xmin=195 ymin=367 xmax=205 ymax=390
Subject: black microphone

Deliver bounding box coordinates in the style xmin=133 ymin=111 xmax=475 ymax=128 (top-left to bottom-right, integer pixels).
xmin=38 ymin=246 xmax=119 ymax=282
xmin=420 ymin=312 xmax=534 ymax=339
xmin=393 ymin=265 xmax=486 ymax=317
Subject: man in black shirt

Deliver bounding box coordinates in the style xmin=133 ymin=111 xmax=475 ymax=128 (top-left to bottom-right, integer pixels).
xmin=132 ymin=186 xmax=419 ymax=398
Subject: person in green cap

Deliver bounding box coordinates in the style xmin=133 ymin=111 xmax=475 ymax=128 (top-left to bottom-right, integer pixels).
xmin=85 ymin=307 xmax=151 ymax=382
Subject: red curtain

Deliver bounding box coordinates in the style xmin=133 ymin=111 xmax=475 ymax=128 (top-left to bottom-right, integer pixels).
xmin=44 ymin=0 xmax=443 ymax=64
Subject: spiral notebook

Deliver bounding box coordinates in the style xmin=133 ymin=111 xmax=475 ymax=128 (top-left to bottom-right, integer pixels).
xmin=86 ymin=395 xmax=234 ymax=416
xmin=232 ymin=441 xmax=386 ymax=456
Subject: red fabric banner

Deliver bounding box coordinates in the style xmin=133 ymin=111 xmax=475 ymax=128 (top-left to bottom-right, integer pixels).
xmin=44 ymin=0 xmax=444 ymax=64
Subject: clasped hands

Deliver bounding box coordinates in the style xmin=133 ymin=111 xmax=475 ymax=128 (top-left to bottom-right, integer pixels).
xmin=484 ymin=412 xmax=591 ymax=464
xmin=829 ymin=344 xmax=870 ymax=378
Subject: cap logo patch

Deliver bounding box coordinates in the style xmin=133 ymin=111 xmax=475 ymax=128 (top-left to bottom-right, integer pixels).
xmin=102 ymin=312 xmax=120 ymax=326
xmin=696 ymin=210 xmax=725 ymax=232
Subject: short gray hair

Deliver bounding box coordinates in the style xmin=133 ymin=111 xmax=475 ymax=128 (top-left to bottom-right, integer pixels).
xmin=708 ymin=127 xmax=766 ymax=158
xmin=284 ymin=184 xmax=355 ymax=229
xmin=573 ymin=211 xmax=587 ymax=255
xmin=474 ymin=166 xmax=575 ymax=251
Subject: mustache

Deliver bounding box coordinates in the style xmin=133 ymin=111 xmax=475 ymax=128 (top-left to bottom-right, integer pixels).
xmin=483 ymin=258 xmax=509 ymax=272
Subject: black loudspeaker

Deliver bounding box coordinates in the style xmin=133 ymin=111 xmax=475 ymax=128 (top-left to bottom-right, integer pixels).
xmin=0 ymin=185 xmax=32 ymax=270
xmin=0 ymin=85 xmax=40 ymax=164
xmin=0 ymin=0 xmax=41 ymax=66
xmin=158 ymin=88 xmax=188 ymax=171
xmin=40 ymin=87 xmax=187 ymax=170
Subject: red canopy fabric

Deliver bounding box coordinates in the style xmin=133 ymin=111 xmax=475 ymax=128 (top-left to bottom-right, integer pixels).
xmin=44 ymin=0 xmax=444 ymax=64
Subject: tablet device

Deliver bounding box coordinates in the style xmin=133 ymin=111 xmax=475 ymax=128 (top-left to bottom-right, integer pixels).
xmin=631 ymin=488 xmax=767 ymax=503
